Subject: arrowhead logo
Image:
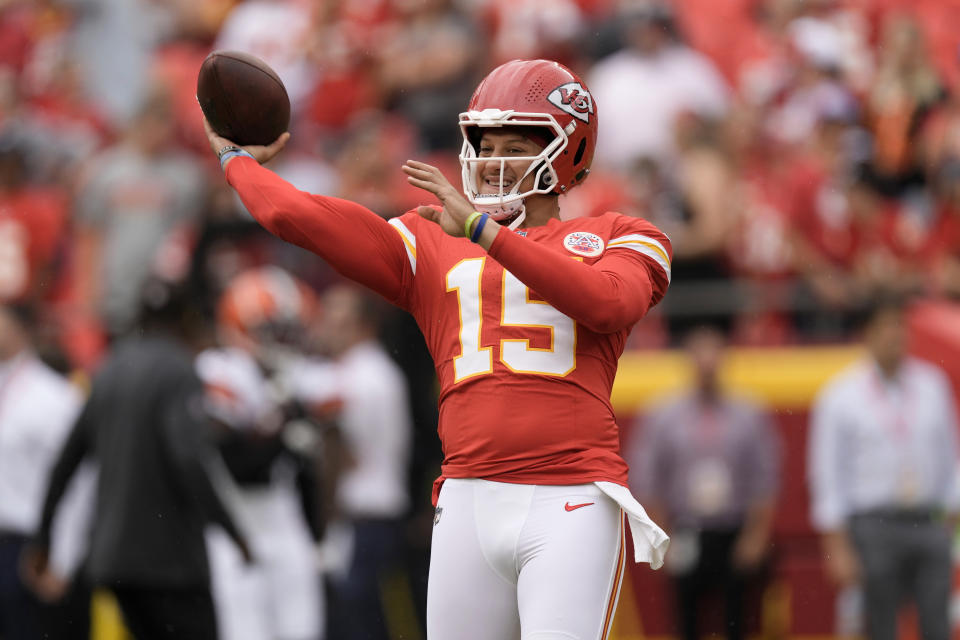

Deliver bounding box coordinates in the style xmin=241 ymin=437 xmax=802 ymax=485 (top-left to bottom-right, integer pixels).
xmin=564 ymin=501 xmax=595 ymax=512
xmin=547 ymin=82 xmax=594 ymax=123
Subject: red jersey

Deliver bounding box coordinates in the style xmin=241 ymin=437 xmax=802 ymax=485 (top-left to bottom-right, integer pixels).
xmin=225 ymin=157 xmax=671 ymax=497
xmin=0 ymin=188 xmax=68 ymax=301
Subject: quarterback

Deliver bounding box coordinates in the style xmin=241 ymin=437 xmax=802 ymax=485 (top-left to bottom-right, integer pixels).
xmin=206 ymin=59 xmax=671 ymax=639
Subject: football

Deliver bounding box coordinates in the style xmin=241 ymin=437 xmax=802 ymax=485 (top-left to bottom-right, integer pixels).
xmin=197 ymin=50 xmax=290 ymax=147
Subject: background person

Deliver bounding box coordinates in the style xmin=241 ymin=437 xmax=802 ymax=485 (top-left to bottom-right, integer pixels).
xmin=315 ymin=283 xmax=412 ymax=640
xmin=628 ymin=324 xmax=780 ymax=640
xmin=808 ymin=295 xmax=960 ymax=640
xmin=199 ymin=265 xmax=327 ymax=640
xmin=0 ymin=302 xmax=91 ymax=640
xmin=25 ymin=277 xmax=252 ymax=640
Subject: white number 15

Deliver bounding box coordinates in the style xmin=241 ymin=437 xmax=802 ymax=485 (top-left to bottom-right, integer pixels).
xmin=446 ymin=258 xmax=576 ymax=382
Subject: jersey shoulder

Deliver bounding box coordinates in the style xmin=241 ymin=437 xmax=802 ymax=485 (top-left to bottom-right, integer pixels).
xmin=599 ymin=212 xmax=671 ymax=251
xmin=386 ymin=207 xmax=451 ymax=248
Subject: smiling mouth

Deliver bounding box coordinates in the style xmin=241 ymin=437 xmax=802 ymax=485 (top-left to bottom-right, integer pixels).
xmin=479 ymin=176 xmax=515 ymax=194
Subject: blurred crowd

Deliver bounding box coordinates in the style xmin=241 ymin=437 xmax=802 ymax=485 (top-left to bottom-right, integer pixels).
xmin=0 ymin=0 xmax=959 ymax=366
xmin=2 ymin=0 xmax=960 ymax=637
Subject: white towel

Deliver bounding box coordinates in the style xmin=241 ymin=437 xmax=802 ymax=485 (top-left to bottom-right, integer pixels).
xmin=595 ymin=481 xmax=670 ymax=570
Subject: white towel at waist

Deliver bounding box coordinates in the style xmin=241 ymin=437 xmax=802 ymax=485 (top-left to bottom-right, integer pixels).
xmin=595 ymin=481 xmax=670 ymax=570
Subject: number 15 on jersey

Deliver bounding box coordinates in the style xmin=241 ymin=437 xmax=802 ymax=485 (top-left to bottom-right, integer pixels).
xmin=446 ymin=258 xmax=576 ymax=382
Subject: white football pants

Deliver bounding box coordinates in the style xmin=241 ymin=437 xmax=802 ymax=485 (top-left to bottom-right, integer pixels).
xmin=427 ymin=479 xmax=626 ymax=640
xmin=207 ymin=483 xmax=322 ymax=640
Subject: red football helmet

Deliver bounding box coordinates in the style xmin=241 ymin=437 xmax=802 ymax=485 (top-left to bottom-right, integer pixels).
xmin=459 ymin=59 xmax=598 ymax=223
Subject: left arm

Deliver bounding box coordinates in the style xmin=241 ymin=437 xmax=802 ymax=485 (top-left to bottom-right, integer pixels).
xmin=933 ymin=372 xmax=960 ymax=515
xmin=734 ymin=407 xmax=781 ymax=570
xmin=485 ymin=227 xmax=669 ymax=333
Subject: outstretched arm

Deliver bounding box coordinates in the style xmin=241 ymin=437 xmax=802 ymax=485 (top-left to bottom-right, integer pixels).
xmin=205 ymin=120 xmax=413 ymax=307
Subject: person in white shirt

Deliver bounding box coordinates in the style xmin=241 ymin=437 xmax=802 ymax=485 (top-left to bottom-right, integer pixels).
xmin=808 ymin=296 xmax=960 ymax=640
xmin=318 ymin=284 xmax=412 ymax=640
xmin=588 ymin=3 xmax=729 ymax=171
xmin=0 ymin=303 xmax=91 ymax=639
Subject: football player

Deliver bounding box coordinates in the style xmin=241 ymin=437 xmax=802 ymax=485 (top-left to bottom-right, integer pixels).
xmin=198 ymin=266 xmax=329 ymax=640
xmin=205 ymin=58 xmax=672 ymax=639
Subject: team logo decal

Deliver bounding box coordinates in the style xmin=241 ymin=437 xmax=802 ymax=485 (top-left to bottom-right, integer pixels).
xmin=563 ymin=232 xmax=604 ymax=257
xmin=547 ymin=82 xmax=594 ymax=123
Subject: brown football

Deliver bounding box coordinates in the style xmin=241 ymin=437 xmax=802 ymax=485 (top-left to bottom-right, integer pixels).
xmin=197 ymin=50 xmax=290 ymax=147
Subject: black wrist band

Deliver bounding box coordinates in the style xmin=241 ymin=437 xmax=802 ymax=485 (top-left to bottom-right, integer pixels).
xmin=217 ymin=145 xmax=242 ymax=159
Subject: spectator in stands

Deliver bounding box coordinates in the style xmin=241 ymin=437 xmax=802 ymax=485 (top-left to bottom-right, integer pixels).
xmin=627 ymin=324 xmax=780 ymax=640
xmin=73 ymin=86 xmax=204 ymax=339
xmin=927 ymin=160 xmax=960 ymax=299
xmin=866 ymin=13 xmax=944 ymax=196
xmin=213 ymin=0 xmax=317 ymax=114
xmin=376 ymin=0 xmax=480 ymax=151
xmin=26 ymin=276 xmax=252 ymax=639
xmin=478 ymin=0 xmax=585 ymax=66
xmin=808 ymin=294 xmax=959 ymax=640
xmin=62 ymin=0 xmax=177 ymax=124
xmin=0 ymin=302 xmax=91 ymax=639
xmin=588 ymin=1 xmax=729 ymax=170
xmin=319 ymin=284 xmax=412 ymax=640
xmin=0 ymin=134 xmax=70 ymax=304
xmin=652 ymin=115 xmax=738 ymax=340
xmin=763 ymin=11 xmax=861 ymax=147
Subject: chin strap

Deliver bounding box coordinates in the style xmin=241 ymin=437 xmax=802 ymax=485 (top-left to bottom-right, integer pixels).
xmin=506 ymin=208 xmax=526 ymax=231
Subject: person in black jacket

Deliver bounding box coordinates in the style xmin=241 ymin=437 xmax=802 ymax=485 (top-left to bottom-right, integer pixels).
xmin=24 ymin=277 xmax=251 ymax=640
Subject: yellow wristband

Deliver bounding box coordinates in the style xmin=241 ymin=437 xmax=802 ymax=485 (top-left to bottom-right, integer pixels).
xmin=464 ymin=211 xmax=482 ymax=238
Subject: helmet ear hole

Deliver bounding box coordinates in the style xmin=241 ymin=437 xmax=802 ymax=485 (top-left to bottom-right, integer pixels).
xmin=573 ymin=137 xmax=587 ymax=166
xmin=533 ymin=161 xmax=554 ymax=190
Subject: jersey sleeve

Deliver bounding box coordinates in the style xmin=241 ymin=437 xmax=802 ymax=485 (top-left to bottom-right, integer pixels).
xmin=486 ymin=216 xmax=672 ymax=334
xmin=604 ymin=217 xmax=672 ymax=306
xmin=225 ymin=157 xmax=415 ymax=308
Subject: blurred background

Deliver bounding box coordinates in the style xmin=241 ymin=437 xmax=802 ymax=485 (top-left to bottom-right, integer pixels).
xmin=2 ymin=0 xmax=960 ymax=638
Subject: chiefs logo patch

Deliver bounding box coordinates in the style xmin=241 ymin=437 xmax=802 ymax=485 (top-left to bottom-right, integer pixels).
xmin=563 ymin=232 xmax=604 ymax=257
xmin=547 ymin=82 xmax=594 ymax=123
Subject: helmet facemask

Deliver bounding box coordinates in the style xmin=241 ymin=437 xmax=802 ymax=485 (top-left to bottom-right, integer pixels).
xmin=459 ymin=109 xmax=568 ymax=229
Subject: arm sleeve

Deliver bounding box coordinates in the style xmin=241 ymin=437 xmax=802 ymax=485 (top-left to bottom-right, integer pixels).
xmin=629 ymin=408 xmax=668 ymax=503
xmin=933 ymin=372 xmax=960 ymax=512
xmin=35 ymin=399 xmax=92 ymax=547
xmin=225 ymin=157 xmax=413 ymax=307
xmin=746 ymin=406 xmax=781 ymax=504
xmin=486 ymin=221 xmax=672 ymax=334
xmin=161 ymin=374 xmax=247 ymax=548
xmin=808 ymin=386 xmax=848 ymax=531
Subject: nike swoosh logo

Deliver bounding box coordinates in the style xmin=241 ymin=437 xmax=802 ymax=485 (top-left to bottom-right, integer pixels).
xmin=564 ymin=501 xmax=595 ymax=512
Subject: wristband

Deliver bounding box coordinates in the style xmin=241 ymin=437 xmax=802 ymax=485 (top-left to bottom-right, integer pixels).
xmin=470 ymin=212 xmax=490 ymax=243
xmin=218 ymin=148 xmax=255 ymax=171
xmin=464 ymin=211 xmax=482 ymax=239
xmin=217 ymin=145 xmax=243 ymax=159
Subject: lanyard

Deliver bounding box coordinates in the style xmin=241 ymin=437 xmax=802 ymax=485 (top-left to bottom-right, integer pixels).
xmin=694 ymin=400 xmax=724 ymax=448
xmin=870 ymin=370 xmax=910 ymax=440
